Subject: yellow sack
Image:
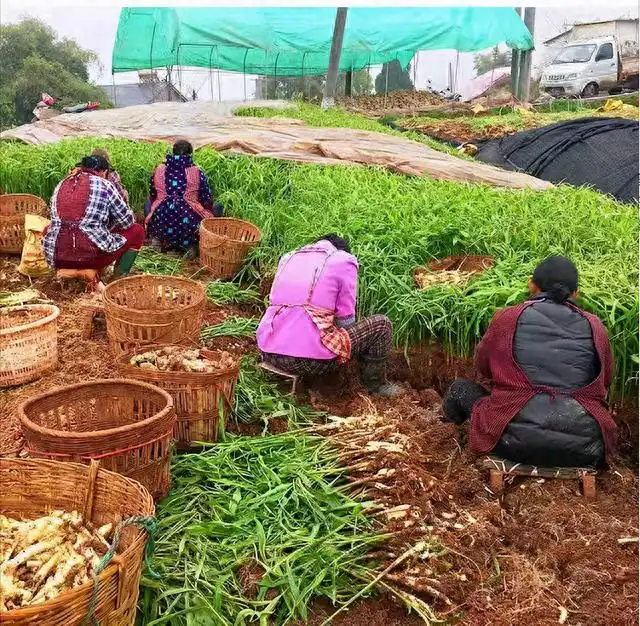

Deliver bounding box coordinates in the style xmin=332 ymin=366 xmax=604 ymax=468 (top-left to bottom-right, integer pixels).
xmin=18 ymin=214 xmax=51 ymax=277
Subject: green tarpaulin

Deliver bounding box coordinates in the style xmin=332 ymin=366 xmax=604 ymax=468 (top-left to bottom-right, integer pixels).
xmin=112 ymin=7 xmax=534 ymax=76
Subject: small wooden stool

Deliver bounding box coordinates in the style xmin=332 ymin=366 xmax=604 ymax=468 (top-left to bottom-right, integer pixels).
xmin=258 ymin=361 xmax=299 ymax=395
xmin=481 ymin=456 xmax=597 ymax=499
xmin=77 ymin=297 xmax=105 ymax=340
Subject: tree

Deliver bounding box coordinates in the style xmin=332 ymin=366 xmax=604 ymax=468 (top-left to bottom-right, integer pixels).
xmin=374 ymin=60 xmax=414 ymax=95
xmin=0 ymin=18 xmax=108 ymax=127
xmin=473 ymin=46 xmax=512 ymax=76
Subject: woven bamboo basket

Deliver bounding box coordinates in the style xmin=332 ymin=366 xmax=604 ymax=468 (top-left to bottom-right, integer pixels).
xmin=103 ymin=275 xmax=205 ymax=358
xmin=0 ymin=194 xmax=48 ymax=254
xmin=19 ymin=379 xmax=176 ymax=501
xmin=199 ymin=217 xmax=261 ymax=280
xmin=0 ymin=304 xmax=60 ymax=387
xmin=413 ymin=255 xmax=495 ymax=289
xmin=116 ymin=346 xmax=240 ymax=449
xmin=0 ymin=458 xmax=154 ymax=625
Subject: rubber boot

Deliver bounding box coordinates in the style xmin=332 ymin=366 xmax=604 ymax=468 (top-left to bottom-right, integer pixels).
xmin=149 ymin=238 xmax=162 ymax=253
xmin=112 ymin=249 xmax=139 ymax=279
xmin=360 ymin=359 xmax=405 ymax=397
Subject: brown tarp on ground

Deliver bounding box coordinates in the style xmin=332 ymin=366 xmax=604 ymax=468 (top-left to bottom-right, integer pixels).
xmin=0 ymin=101 xmax=553 ymax=190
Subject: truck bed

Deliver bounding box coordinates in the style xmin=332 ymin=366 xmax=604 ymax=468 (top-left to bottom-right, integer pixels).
xmin=622 ymin=55 xmax=639 ymax=79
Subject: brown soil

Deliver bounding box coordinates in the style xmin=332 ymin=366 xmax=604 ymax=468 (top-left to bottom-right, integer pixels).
xmin=1 ymin=254 xmax=637 ymax=625
xmin=401 ymin=120 xmax=525 ymax=145
xmin=294 ymin=596 xmax=427 ymax=626
xmin=337 ymin=90 xmax=445 ymax=118
xmin=300 ymin=389 xmax=638 ymax=626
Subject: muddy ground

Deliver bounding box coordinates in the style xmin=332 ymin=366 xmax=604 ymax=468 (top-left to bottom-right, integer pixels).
xmin=1 ymin=254 xmax=638 ymax=626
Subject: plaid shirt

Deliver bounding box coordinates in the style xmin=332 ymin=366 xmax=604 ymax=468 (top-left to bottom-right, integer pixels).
xmin=305 ymin=305 xmax=352 ymax=363
xmin=43 ymin=174 xmax=134 ymax=267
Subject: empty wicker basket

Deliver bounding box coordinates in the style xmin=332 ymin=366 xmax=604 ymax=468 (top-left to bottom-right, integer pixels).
xmin=0 ymin=458 xmax=154 ymax=625
xmin=19 ymin=379 xmax=176 ymax=501
xmin=0 ymin=194 xmax=48 ymax=254
xmin=0 ymin=304 xmax=60 ymax=387
xmin=103 ymin=275 xmax=206 ymax=357
xmin=117 ymin=346 xmax=240 ymax=449
xmin=199 ymin=217 xmax=261 ymax=280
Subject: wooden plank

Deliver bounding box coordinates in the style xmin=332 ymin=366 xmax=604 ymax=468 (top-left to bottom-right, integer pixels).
xmin=481 ymin=455 xmax=597 ymax=479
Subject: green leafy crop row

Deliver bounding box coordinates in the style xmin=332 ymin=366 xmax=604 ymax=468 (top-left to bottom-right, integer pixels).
xmin=0 ymin=138 xmax=636 ymax=394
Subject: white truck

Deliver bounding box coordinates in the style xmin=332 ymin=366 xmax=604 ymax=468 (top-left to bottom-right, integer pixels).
xmin=540 ymin=22 xmax=639 ymax=99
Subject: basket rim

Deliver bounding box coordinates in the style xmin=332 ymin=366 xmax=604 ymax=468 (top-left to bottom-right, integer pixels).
xmin=103 ymin=274 xmax=206 ymax=313
xmin=19 ymin=378 xmax=175 ymax=442
xmin=200 ymin=217 xmax=262 ymax=243
xmin=116 ymin=344 xmax=240 ymax=380
xmin=0 ymin=193 xmax=48 ymax=201
xmin=0 ymin=458 xmax=154 ymax=618
xmin=0 ymin=304 xmax=60 ymax=337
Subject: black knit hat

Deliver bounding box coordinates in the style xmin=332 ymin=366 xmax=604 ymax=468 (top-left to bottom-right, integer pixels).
xmin=532 ymin=256 xmax=578 ymax=303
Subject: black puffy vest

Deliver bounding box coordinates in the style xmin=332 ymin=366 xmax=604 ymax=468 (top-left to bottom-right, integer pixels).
xmin=493 ymin=295 xmax=606 ymax=468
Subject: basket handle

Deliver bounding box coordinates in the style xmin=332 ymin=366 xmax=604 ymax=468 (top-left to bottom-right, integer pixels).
xmin=82 ymin=460 xmax=101 ymax=524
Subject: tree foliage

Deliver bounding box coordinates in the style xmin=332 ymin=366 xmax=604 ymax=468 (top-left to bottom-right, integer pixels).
xmin=473 ymin=46 xmax=512 ymax=76
xmin=374 ymin=60 xmax=414 ymax=95
xmin=0 ymin=18 xmax=109 ymax=128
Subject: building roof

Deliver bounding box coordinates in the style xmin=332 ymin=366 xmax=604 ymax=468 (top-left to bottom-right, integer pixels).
xmin=544 ymin=18 xmax=639 ymax=45
xmin=98 ymin=82 xmax=187 ymax=108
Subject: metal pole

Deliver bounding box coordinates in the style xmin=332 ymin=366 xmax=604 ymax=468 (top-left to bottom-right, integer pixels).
xmin=216 ymin=47 xmax=222 ymax=102
xmin=243 ymin=49 xmax=249 ymax=101
xmin=345 ymin=64 xmax=353 ymax=97
xmin=301 ymin=51 xmax=308 ymax=101
xmin=511 ymin=7 xmax=522 ymax=98
xmin=518 ymin=7 xmax=536 ymax=102
xmin=176 ymin=46 xmax=182 ymax=95
xmin=412 ymin=53 xmax=418 ymax=88
xmin=273 ymin=53 xmax=280 ymax=100
xmin=321 ymin=7 xmax=348 ymax=109
xmin=209 ymin=47 xmax=215 ymax=101
xmin=112 ymin=72 xmax=117 ymax=107
xmin=383 ymin=61 xmax=390 ymax=108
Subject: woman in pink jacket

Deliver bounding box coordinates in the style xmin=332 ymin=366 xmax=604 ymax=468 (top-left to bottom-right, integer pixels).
xmin=257 ymin=234 xmax=403 ymax=396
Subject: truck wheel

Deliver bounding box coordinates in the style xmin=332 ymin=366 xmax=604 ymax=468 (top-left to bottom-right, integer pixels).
xmin=581 ymin=83 xmax=599 ymax=98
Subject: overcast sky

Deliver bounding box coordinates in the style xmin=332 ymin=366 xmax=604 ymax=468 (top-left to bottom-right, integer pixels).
xmin=1 ymin=3 xmax=637 ymax=100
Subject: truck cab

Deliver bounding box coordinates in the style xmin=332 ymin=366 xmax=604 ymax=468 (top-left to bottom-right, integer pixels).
xmin=540 ymin=36 xmax=620 ymax=98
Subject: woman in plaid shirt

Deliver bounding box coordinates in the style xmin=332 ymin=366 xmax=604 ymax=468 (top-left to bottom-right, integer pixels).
xmin=43 ymin=155 xmax=144 ymax=290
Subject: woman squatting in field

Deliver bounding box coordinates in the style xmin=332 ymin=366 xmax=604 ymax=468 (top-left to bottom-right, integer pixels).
xmin=144 ymin=139 xmax=223 ymax=260
xmin=257 ymin=234 xmax=405 ymax=397
xmin=43 ymin=155 xmax=144 ymax=292
xmin=443 ymin=255 xmax=617 ymax=469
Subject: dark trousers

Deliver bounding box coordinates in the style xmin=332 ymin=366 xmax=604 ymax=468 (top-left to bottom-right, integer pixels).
xmin=262 ymin=314 xmax=393 ymax=378
xmin=443 ymin=379 xmax=489 ymax=425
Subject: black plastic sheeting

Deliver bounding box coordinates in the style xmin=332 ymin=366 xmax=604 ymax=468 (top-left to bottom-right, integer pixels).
xmin=475 ymin=117 xmax=639 ymax=204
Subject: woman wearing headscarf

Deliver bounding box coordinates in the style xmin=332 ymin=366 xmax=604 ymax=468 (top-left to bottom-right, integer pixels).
xmin=145 ymin=140 xmax=223 ymax=258
xmin=43 ymin=155 xmax=144 ymax=291
xmin=257 ymin=234 xmax=404 ymax=397
xmin=91 ymin=148 xmax=129 ymax=203
xmin=443 ymin=256 xmax=616 ymax=468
